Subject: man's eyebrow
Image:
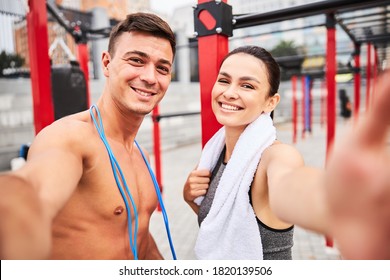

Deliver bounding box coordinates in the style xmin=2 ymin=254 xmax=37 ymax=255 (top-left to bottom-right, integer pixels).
xmin=123 ymin=50 xmax=172 ymax=67
xmin=219 ymin=71 xmax=261 ymax=84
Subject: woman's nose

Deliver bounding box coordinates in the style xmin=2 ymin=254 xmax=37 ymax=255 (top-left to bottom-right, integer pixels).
xmin=222 ymin=85 xmax=239 ymax=99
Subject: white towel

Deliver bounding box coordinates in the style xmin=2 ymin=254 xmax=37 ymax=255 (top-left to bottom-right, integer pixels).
xmin=194 ymin=113 xmax=276 ymax=260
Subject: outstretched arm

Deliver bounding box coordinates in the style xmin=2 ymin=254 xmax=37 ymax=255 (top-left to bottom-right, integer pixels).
xmin=326 ymin=70 xmax=390 ymax=259
xmin=0 ymin=122 xmax=83 ymax=259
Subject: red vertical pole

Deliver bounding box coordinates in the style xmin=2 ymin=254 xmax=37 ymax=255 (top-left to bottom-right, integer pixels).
xmin=152 ymin=106 xmax=162 ymax=211
xmin=27 ymin=0 xmax=55 ymax=134
xmin=198 ymin=0 xmax=229 ymax=146
xmin=309 ymin=78 xmax=313 ymax=133
xmin=353 ymin=43 xmax=361 ymax=122
xmin=77 ymin=43 xmax=91 ymax=107
xmin=372 ymin=47 xmax=378 ymax=103
xmin=320 ymin=80 xmax=326 ymax=127
xmin=325 ymin=13 xmax=337 ymax=248
xmin=301 ymin=75 xmax=306 ymax=139
xmin=366 ymin=43 xmax=372 ymax=110
xmin=325 ymin=13 xmax=336 ymax=161
xmin=292 ymin=75 xmax=297 ymax=144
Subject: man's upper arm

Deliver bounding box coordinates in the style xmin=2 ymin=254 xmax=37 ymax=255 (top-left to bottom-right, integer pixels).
xmin=15 ymin=124 xmax=84 ymax=220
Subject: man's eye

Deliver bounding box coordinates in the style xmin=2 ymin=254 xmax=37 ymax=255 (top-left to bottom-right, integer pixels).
xmin=157 ymin=66 xmax=170 ymax=74
xmin=129 ymin=58 xmax=143 ymax=64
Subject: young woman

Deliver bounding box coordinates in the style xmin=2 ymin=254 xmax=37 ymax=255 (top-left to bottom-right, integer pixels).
xmin=184 ymin=45 xmax=390 ymax=260
xmin=183 ymin=46 xmax=328 ymax=260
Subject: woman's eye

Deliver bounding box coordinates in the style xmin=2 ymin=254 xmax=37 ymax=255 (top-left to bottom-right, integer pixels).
xmin=218 ymin=79 xmax=229 ymax=84
xmin=242 ymin=83 xmax=254 ymax=89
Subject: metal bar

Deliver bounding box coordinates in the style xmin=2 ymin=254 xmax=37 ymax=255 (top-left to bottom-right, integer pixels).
xmin=197 ymin=0 xmax=228 ymax=147
xmin=233 ymin=0 xmax=390 ymax=30
xmin=325 ymin=13 xmax=337 ymax=248
xmin=152 ymin=106 xmax=163 ymax=212
xmin=336 ymin=10 xmax=389 ymax=22
xmin=336 ymin=18 xmax=357 ymax=43
xmin=77 ymin=43 xmax=91 ymax=107
xmin=27 ymin=0 xmax=55 ymax=134
xmin=301 ymin=75 xmax=306 ymax=139
xmin=366 ymin=43 xmax=372 ymax=110
xmin=156 ymin=111 xmax=200 ymax=120
xmin=355 ymin=34 xmax=390 ymax=44
xmin=46 ymin=0 xmax=73 ymax=34
xmin=353 ymin=43 xmax=361 ymax=122
xmin=291 ymin=75 xmax=298 ymax=144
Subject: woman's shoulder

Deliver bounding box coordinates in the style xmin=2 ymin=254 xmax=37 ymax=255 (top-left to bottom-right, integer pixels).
xmin=263 ymin=140 xmax=304 ymax=163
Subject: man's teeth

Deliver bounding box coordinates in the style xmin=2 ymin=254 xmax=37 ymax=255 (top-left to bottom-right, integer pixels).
xmin=221 ymin=103 xmax=240 ymax=111
xmin=135 ymin=89 xmax=152 ymax=97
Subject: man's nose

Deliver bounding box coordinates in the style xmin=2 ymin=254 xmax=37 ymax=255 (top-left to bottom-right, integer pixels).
xmin=140 ymin=64 xmax=157 ymax=85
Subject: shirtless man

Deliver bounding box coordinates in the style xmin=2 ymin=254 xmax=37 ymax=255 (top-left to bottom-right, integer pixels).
xmin=0 ymin=12 xmax=176 ymax=259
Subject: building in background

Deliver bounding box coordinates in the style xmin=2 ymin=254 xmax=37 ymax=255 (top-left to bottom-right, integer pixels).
xmin=1 ymin=0 xmax=152 ymax=77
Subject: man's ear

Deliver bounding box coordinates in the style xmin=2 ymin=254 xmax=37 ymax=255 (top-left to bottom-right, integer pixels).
xmin=264 ymin=93 xmax=280 ymax=113
xmin=102 ymin=51 xmax=111 ymax=77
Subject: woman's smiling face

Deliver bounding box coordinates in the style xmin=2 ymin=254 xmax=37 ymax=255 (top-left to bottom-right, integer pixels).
xmin=211 ymin=52 xmax=275 ymax=129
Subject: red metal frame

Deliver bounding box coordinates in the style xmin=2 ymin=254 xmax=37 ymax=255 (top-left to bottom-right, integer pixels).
xmin=320 ymin=80 xmax=326 ymax=127
xmin=353 ymin=43 xmax=361 ymax=122
xmin=372 ymin=46 xmax=378 ymax=103
xmin=301 ymin=75 xmax=306 ymax=139
xmin=325 ymin=14 xmax=336 ymax=162
xmin=77 ymin=43 xmax=91 ymax=107
xmin=152 ymin=106 xmax=163 ymax=211
xmin=27 ymin=0 xmax=55 ymax=134
xmin=366 ymin=43 xmax=372 ymax=110
xmin=198 ymin=0 xmax=229 ymax=146
xmin=325 ymin=13 xmax=337 ymax=248
xmin=291 ymin=75 xmax=298 ymax=144
xmin=309 ymin=77 xmax=313 ymax=133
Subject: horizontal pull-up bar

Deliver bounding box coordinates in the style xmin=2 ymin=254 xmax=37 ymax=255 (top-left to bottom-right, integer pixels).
xmin=233 ymin=0 xmax=390 ymax=29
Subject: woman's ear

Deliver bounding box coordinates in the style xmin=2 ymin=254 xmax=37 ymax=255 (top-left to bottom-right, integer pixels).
xmin=101 ymin=51 xmax=111 ymax=77
xmin=264 ymin=93 xmax=280 ymax=113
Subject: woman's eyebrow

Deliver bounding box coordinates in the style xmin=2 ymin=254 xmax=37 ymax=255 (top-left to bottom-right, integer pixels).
xmin=219 ymin=71 xmax=260 ymax=84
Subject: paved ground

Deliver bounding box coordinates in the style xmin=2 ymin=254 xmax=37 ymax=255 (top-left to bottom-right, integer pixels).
xmin=148 ymin=118 xmax=353 ymax=260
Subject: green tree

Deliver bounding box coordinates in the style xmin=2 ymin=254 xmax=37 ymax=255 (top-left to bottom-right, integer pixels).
xmin=0 ymin=51 xmax=25 ymax=77
xmin=270 ymin=40 xmax=301 ymax=57
xmin=270 ymin=40 xmax=304 ymax=80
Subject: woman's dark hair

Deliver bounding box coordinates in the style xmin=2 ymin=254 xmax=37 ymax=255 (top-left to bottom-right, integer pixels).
xmin=108 ymin=12 xmax=176 ymax=59
xmin=222 ymin=46 xmax=280 ymax=96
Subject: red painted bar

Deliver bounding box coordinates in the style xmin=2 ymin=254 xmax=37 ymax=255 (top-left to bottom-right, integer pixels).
xmin=198 ymin=0 xmax=229 ymax=146
xmin=152 ymin=106 xmax=162 ymax=211
xmin=292 ymin=75 xmax=298 ymax=144
xmin=301 ymin=75 xmax=306 ymax=139
xmin=366 ymin=43 xmax=372 ymax=110
xmin=320 ymin=80 xmax=326 ymax=127
xmin=27 ymin=0 xmax=55 ymax=134
xmin=372 ymin=46 xmax=378 ymax=103
xmin=309 ymin=77 xmax=313 ymax=134
xmin=353 ymin=43 xmax=361 ymax=122
xmin=325 ymin=13 xmax=337 ymax=248
xmin=77 ymin=43 xmax=91 ymax=107
xmin=325 ymin=14 xmax=336 ymax=161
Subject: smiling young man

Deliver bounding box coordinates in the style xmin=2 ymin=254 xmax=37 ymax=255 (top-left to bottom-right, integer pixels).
xmin=0 ymin=12 xmax=176 ymax=260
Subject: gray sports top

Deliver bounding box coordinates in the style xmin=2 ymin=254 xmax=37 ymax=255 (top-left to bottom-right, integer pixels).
xmin=198 ymin=147 xmax=294 ymax=260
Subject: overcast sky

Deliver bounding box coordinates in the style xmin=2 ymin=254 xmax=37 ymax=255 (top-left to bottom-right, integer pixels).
xmin=150 ymin=0 xmax=196 ymax=16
